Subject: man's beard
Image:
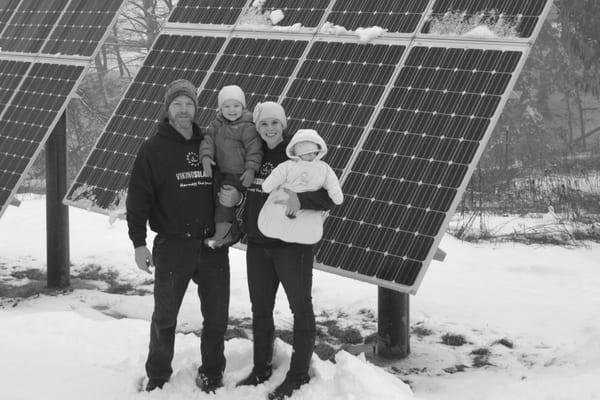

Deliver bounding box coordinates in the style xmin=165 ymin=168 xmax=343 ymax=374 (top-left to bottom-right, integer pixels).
xmin=170 ymin=113 xmax=193 ymax=130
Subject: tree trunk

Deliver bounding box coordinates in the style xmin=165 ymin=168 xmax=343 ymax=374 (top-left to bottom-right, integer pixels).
xmin=565 ymin=90 xmax=574 ymax=156
xmin=112 ymin=25 xmax=128 ymax=78
xmin=143 ymin=0 xmax=159 ymax=50
xmin=94 ymin=54 xmax=109 ymax=107
xmin=574 ymin=83 xmax=587 ymax=152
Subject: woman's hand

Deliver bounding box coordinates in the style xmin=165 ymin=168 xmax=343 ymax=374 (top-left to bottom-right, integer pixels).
xmin=274 ymin=188 xmax=300 ymax=218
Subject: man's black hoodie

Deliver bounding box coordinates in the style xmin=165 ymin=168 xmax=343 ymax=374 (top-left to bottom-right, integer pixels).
xmin=126 ymin=119 xmax=214 ymax=248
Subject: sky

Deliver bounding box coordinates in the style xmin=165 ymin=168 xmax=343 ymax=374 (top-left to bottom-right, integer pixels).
xmin=1 ymin=195 xmax=599 ymax=400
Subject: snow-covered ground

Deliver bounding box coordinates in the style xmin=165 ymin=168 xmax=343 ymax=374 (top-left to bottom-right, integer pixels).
xmin=1 ymin=194 xmax=599 ymax=400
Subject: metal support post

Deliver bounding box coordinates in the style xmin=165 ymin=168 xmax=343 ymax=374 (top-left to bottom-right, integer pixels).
xmin=46 ymin=112 xmax=70 ymax=288
xmin=376 ymin=286 xmax=410 ymax=359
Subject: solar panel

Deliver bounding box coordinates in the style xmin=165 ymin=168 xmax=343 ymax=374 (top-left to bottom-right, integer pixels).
xmin=67 ymin=0 xmax=553 ymax=293
xmin=258 ymin=0 xmax=330 ymax=28
xmin=282 ymin=41 xmax=406 ymax=174
xmin=328 ymin=0 xmax=428 ymax=33
xmin=168 ymin=0 xmax=247 ymax=25
xmin=319 ymin=46 xmax=523 ymax=287
xmin=0 ymin=0 xmax=69 ymax=54
xmin=65 ymin=34 xmax=226 ymax=210
xmin=0 ymin=63 xmax=83 ymax=208
xmin=0 ymin=59 xmax=29 ymax=114
xmin=0 ymin=1 xmax=125 ymax=218
xmin=197 ymin=37 xmax=308 ymax=126
xmin=42 ymin=0 xmax=124 ymax=57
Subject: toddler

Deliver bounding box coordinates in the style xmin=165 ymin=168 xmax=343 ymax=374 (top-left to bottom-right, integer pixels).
xmin=200 ymin=85 xmax=262 ymax=247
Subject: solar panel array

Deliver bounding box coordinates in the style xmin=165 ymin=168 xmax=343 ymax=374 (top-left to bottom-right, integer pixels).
xmin=67 ymin=0 xmax=553 ymax=294
xmin=0 ymin=0 xmax=124 ymax=218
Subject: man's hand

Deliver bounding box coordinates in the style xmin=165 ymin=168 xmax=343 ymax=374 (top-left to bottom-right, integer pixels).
xmin=240 ymin=169 xmax=255 ymax=188
xmin=202 ymin=157 xmax=215 ymax=178
xmin=134 ymin=246 xmax=153 ymax=273
xmin=218 ymin=184 xmax=242 ymax=207
xmin=274 ymin=188 xmax=300 ymax=218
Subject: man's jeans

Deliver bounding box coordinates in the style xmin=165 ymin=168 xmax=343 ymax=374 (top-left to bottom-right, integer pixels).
xmin=146 ymin=235 xmax=230 ymax=381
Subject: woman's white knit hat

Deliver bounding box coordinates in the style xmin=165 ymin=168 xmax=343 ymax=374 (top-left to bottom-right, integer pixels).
xmin=253 ymin=101 xmax=287 ymax=129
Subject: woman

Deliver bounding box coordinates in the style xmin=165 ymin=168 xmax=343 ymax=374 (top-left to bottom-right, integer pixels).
xmin=236 ymin=102 xmax=335 ymax=400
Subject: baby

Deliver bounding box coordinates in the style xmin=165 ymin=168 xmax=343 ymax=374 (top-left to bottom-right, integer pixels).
xmin=258 ymin=129 xmax=343 ymax=244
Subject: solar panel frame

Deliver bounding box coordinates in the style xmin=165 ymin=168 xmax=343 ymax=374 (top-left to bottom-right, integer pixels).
xmin=65 ymin=0 xmax=554 ymax=294
xmin=0 ymin=1 xmax=126 ymax=219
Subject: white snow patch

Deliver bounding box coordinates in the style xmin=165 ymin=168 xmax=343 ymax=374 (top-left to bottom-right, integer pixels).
xmin=269 ymin=9 xmax=285 ymax=25
xmin=320 ymin=21 xmax=350 ymax=35
xmin=355 ymin=26 xmax=387 ymax=42
xmin=462 ymin=25 xmax=497 ymax=38
xmin=272 ymin=23 xmax=304 ymax=32
xmin=320 ymin=23 xmax=387 ymax=43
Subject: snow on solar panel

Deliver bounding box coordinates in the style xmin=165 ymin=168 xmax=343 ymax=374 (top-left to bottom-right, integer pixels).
xmin=328 ymin=0 xmax=428 ymax=33
xmin=66 ymin=0 xmax=553 ymax=293
xmin=423 ymin=0 xmax=548 ymax=38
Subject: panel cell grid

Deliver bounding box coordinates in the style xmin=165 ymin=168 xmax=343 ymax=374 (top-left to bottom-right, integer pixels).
xmin=0 ymin=0 xmax=69 ymax=54
xmin=328 ymin=0 xmax=428 ymax=33
xmin=0 ymin=0 xmax=21 ymax=28
xmin=317 ymin=46 xmax=523 ymax=286
xmin=0 ymin=63 xmax=83 ymax=211
xmin=66 ymin=35 xmax=226 ymax=209
xmin=168 ymin=0 xmax=247 ymax=24
xmin=196 ymin=38 xmax=308 ymax=127
xmin=424 ymin=0 xmax=548 ymax=38
xmin=260 ymin=0 xmax=330 ymax=27
xmin=282 ymin=41 xmax=405 ymax=174
xmin=0 ymin=59 xmax=29 ymax=113
xmin=41 ymin=0 xmax=123 ymax=56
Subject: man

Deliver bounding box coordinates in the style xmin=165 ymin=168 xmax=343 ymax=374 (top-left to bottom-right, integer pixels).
xmin=126 ymin=79 xmax=240 ymax=393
